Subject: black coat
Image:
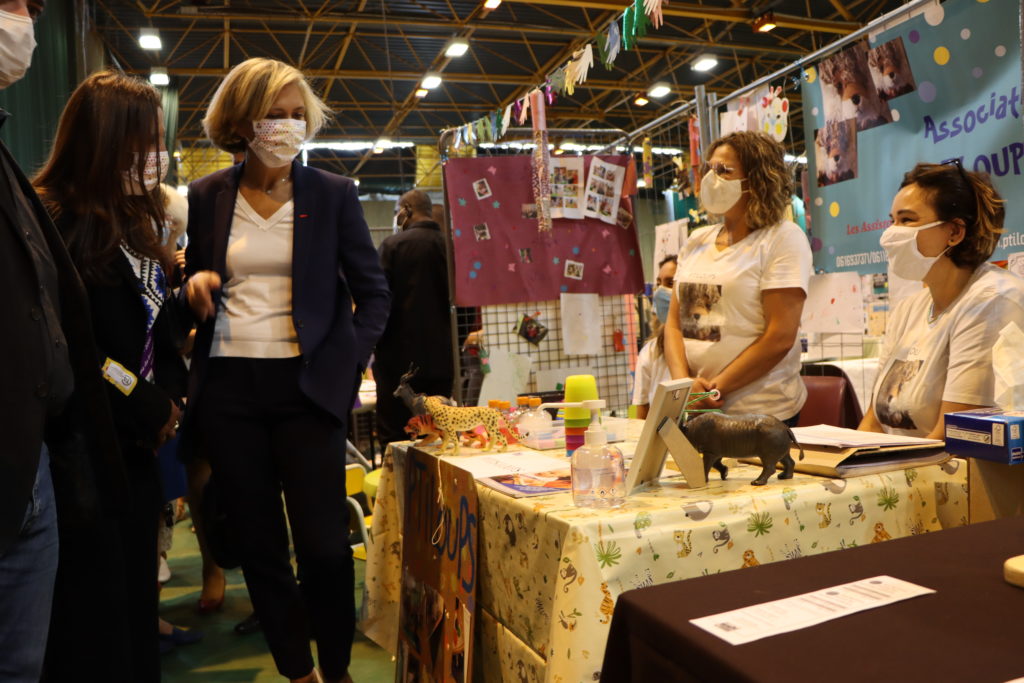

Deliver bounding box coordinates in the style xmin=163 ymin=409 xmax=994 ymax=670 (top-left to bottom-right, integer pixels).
xmin=375 ymin=219 xmax=454 ymax=383
xmin=182 ymin=161 xmax=390 ymax=452
xmin=0 ymin=132 xmax=124 ymax=554
xmin=52 ymin=218 xmax=191 ymax=453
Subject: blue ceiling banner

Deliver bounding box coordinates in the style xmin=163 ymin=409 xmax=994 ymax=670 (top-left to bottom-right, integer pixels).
xmin=802 ymin=0 xmax=1023 ymax=275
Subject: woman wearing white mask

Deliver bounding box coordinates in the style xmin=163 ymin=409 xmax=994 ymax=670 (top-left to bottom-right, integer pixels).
xmin=860 ymin=161 xmax=1024 ymax=439
xmin=183 ymin=58 xmax=389 ymax=683
xmin=34 ymin=70 xmax=188 ymax=681
xmin=664 ymin=131 xmax=811 ymax=425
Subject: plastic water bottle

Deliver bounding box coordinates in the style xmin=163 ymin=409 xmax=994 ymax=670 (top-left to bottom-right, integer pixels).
xmin=571 ymin=422 xmax=625 ymax=508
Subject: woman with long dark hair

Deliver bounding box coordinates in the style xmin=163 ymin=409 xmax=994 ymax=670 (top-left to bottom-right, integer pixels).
xmin=34 ymin=70 xmax=188 ymax=681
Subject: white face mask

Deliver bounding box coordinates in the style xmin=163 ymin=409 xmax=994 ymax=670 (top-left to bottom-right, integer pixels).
xmin=879 ymin=220 xmax=950 ymax=281
xmin=699 ymin=169 xmax=746 ymax=214
xmin=0 ymin=10 xmax=36 ymax=90
xmin=249 ymin=118 xmax=306 ymax=168
xmin=122 ymin=151 xmax=170 ymax=195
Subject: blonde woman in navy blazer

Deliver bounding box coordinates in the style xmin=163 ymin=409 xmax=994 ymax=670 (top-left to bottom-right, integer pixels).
xmin=183 ymin=58 xmax=389 ymax=683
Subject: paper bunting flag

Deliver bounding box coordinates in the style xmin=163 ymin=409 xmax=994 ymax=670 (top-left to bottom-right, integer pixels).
xmin=501 ymin=104 xmax=512 ymax=136
xmin=600 ymin=22 xmax=621 ymax=68
xmin=643 ymin=0 xmax=664 ymax=29
xmin=622 ymin=10 xmax=634 ymax=51
xmin=550 ymin=67 xmax=567 ymax=95
xmin=517 ymin=95 xmax=531 ymax=125
xmin=490 ymin=110 xmax=500 ymax=141
xmin=452 ymin=126 xmax=463 ymax=150
xmin=575 ymin=45 xmax=594 ymax=85
xmin=632 ymin=0 xmax=651 ymax=41
xmin=642 ymin=136 xmax=653 ymax=186
xmin=545 ymin=83 xmax=557 ymax=106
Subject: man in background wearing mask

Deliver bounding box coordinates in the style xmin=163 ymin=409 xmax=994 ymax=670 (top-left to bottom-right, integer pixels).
xmin=374 ymin=189 xmax=454 ymax=446
xmin=0 ymin=1 xmax=123 ymax=679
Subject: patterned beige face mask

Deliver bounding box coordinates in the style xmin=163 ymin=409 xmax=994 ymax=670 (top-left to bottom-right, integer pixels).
xmin=123 ymin=151 xmax=169 ymax=195
xmin=249 ymin=118 xmax=306 ymax=168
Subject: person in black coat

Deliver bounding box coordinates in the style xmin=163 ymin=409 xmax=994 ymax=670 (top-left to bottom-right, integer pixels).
xmin=374 ymin=189 xmax=455 ymax=445
xmin=0 ymin=4 xmax=125 ymax=680
xmin=34 ymin=70 xmax=188 ymax=682
xmin=183 ymin=58 xmax=389 ymax=683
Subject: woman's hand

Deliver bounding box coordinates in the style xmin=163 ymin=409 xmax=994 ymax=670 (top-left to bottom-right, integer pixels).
xmin=186 ymin=270 xmax=221 ymax=321
xmin=157 ymin=401 xmax=182 ymax=446
xmin=688 ymin=376 xmax=724 ymax=410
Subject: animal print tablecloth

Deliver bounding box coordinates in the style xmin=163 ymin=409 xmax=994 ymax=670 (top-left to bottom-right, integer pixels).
xmin=360 ymin=443 xmax=968 ymax=683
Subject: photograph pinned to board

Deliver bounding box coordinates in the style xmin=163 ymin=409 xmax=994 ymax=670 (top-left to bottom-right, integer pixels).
xmin=560 ymin=293 xmax=603 ymax=356
xmin=584 ymin=158 xmax=625 ymax=225
xmin=515 ymin=313 xmax=548 ymax=345
xmin=549 ymin=156 xmax=585 ymax=220
xmin=473 ymin=178 xmax=493 ymax=200
xmin=564 ymin=259 xmax=585 ymax=280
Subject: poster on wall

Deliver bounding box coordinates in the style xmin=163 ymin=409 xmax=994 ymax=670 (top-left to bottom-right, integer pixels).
xmin=444 ymin=155 xmax=644 ymax=306
xmin=802 ymin=0 xmax=1023 ymax=275
xmin=549 ymin=156 xmax=585 ymax=220
xmin=653 ymin=218 xmax=689 ymax=268
xmin=397 ymin=450 xmax=478 ymax=682
xmin=584 ymin=157 xmax=625 ymax=224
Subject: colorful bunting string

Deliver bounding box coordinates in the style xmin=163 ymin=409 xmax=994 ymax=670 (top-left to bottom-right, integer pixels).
xmin=443 ymin=0 xmax=666 ymax=150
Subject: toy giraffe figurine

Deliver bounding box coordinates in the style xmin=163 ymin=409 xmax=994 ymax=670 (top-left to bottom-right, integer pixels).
xmin=422 ymin=396 xmax=507 ymax=456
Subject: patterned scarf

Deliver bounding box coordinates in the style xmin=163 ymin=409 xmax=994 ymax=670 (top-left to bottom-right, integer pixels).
xmin=120 ymin=244 xmax=167 ymax=380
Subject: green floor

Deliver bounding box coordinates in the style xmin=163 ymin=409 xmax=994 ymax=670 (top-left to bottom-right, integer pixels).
xmin=160 ymin=520 xmax=395 ymax=682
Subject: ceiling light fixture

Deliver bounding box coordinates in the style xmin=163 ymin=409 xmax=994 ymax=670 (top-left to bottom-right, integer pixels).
xmin=373 ymin=137 xmax=390 ymax=154
xmin=691 ymin=53 xmax=718 ymax=72
xmin=647 ymin=82 xmax=671 ymax=98
xmin=633 ymin=94 xmax=650 ymax=107
xmin=445 ymin=39 xmax=470 ymax=57
xmin=637 ymin=178 xmax=648 ymax=188
xmin=753 ymin=11 xmax=777 ymax=33
xmin=483 ymin=0 xmax=502 ymax=9
xmin=139 ymin=28 xmax=161 ymax=50
xmin=415 ymin=88 xmax=429 ymax=98
xmin=421 ymin=73 xmax=443 ymax=89
xmin=149 ymin=67 xmax=169 ymax=86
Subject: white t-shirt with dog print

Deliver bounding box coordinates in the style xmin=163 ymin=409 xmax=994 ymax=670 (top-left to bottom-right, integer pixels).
xmin=872 ymin=263 xmax=1024 ymax=437
xmin=674 ymin=220 xmax=811 ymax=420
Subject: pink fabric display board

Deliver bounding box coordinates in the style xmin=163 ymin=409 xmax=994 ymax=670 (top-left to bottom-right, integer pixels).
xmin=444 ymin=154 xmax=644 ymax=307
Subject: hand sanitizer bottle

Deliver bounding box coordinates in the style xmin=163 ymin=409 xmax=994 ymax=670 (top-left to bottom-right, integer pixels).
xmin=571 ymin=422 xmax=625 ymax=508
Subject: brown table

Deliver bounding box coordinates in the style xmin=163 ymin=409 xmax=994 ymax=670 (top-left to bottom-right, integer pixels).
xmin=601 ymin=517 xmax=1024 ymax=682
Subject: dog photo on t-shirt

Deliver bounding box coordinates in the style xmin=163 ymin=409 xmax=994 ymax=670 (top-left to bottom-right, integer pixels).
xmin=875 ymin=358 xmax=924 ymax=430
xmin=678 ymin=282 xmax=724 ymax=342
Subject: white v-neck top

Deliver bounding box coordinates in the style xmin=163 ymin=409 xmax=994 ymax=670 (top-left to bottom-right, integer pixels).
xmin=210 ymin=192 xmax=301 ymax=359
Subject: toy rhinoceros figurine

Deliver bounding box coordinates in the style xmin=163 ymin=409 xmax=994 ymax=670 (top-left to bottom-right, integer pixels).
xmin=681 ymin=413 xmax=805 ymax=486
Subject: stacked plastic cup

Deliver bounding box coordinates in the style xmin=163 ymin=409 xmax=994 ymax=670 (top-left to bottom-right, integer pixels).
xmin=563 ymin=374 xmax=599 ymax=457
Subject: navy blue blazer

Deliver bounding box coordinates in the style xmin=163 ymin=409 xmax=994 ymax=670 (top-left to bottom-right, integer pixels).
xmin=183 ymin=161 xmax=390 ymax=436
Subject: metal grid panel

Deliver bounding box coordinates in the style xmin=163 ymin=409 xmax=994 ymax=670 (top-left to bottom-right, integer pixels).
xmin=477 ymin=294 xmax=638 ymax=414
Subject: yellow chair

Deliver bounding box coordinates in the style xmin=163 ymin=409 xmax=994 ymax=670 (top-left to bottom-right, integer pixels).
xmin=346 ymin=464 xmax=372 ymax=561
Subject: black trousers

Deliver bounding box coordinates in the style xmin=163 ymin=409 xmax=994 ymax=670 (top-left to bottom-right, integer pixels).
xmin=374 ymin=369 xmax=453 ymax=446
xmin=45 ymin=451 xmax=162 ymax=682
xmin=196 ymin=357 xmax=354 ymax=679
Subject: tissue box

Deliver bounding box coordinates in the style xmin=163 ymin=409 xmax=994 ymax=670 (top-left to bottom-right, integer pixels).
xmin=944 ymin=409 xmax=1024 ymax=464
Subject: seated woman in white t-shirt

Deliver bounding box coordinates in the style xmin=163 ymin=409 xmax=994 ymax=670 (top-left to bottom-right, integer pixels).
xmin=860 ymin=161 xmax=1024 ymax=439
xmin=664 ymin=131 xmax=812 ymax=424
xmin=633 ymin=256 xmax=677 ymax=418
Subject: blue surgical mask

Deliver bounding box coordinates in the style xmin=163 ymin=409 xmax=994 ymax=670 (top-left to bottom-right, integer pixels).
xmin=652 ymin=286 xmax=672 ymax=322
